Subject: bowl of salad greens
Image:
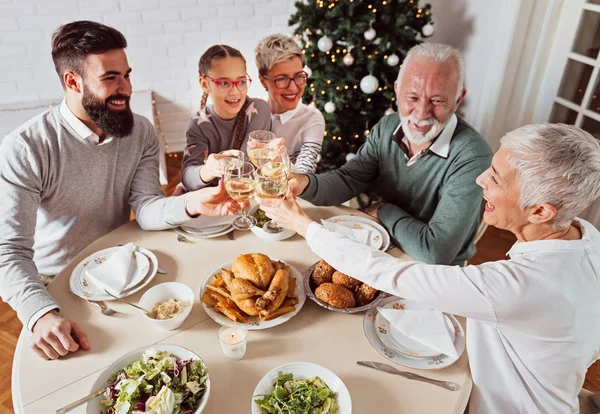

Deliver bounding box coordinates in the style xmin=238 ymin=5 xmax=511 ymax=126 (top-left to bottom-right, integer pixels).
xmin=249 ymin=205 xmax=296 ymax=241
xmin=252 ymin=362 xmax=352 ymax=414
xmin=87 ymin=345 xmax=210 ymax=414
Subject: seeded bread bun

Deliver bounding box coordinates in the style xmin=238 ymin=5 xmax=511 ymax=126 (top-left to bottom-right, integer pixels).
xmin=331 ymin=271 xmax=361 ymax=291
xmin=311 ymin=259 xmax=335 ymax=286
xmin=315 ymin=283 xmax=356 ymax=308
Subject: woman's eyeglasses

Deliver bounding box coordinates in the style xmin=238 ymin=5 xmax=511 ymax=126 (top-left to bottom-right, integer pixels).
xmin=204 ymin=75 xmax=252 ymax=93
xmin=263 ymin=72 xmax=309 ymax=89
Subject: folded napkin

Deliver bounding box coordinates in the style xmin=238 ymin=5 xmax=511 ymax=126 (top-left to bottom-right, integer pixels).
xmin=181 ymin=215 xmax=234 ymax=231
xmin=321 ymin=219 xmax=371 ymax=245
xmin=377 ymin=306 xmax=458 ymax=359
xmin=85 ymin=243 xmax=136 ymax=296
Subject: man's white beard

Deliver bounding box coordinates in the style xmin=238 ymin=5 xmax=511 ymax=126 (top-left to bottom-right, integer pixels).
xmin=400 ymin=112 xmax=453 ymax=145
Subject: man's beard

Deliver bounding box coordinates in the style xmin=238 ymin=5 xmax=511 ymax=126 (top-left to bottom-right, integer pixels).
xmin=399 ymin=111 xmax=453 ymax=145
xmin=81 ymin=86 xmax=134 ymax=138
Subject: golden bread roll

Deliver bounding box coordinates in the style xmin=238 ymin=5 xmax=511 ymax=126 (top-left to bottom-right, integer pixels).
xmin=315 ymin=283 xmax=356 ymax=308
xmin=311 ymin=259 xmax=335 ymax=286
xmin=331 ymin=271 xmax=361 ymax=291
xmin=231 ymin=253 xmax=274 ymax=290
xmin=355 ymin=283 xmax=377 ymax=306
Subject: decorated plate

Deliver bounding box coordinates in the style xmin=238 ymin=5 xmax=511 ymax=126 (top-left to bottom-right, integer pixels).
xmin=375 ymin=301 xmax=457 ymax=359
xmin=175 ymin=225 xmax=234 ymax=239
xmin=324 ymin=215 xmax=390 ymax=251
xmin=363 ymin=296 xmax=465 ymax=370
xmin=200 ymin=258 xmax=306 ymax=330
xmin=69 ymin=246 xmax=158 ymax=301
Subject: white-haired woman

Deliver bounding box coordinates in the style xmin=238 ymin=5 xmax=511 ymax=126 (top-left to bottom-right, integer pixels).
xmin=255 ymin=34 xmax=325 ymax=173
xmin=257 ymin=123 xmax=600 ymax=414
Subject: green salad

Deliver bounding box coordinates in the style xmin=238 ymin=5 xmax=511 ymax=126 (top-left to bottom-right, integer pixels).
xmin=253 ymin=208 xmax=272 ymax=228
xmin=100 ymin=348 xmax=208 ymax=414
xmin=254 ymin=372 xmax=339 ymax=414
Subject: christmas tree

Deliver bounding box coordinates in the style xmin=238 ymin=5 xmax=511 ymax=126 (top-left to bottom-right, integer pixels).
xmin=289 ymin=0 xmax=434 ymax=171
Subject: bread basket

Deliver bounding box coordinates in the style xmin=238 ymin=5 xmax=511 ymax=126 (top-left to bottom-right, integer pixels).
xmin=303 ymin=261 xmax=385 ymax=313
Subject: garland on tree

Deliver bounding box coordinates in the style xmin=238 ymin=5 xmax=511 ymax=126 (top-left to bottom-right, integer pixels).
xmin=289 ymin=0 xmax=434 ymax=171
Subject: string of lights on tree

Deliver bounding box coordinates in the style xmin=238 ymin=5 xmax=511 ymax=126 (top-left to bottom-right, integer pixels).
xmin=290 ymin=0 xmax=433 ymax=170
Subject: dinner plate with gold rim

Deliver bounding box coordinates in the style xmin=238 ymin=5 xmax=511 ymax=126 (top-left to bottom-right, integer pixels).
xmin=363 ymin=296 xmax=465 ymax=370
xmin=374 ymin=301 xmax=457 ymax=359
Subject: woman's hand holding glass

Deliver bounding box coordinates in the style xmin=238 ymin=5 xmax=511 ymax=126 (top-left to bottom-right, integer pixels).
xmin=224 ymin=161 xmax=257 ymax=230
xmin=255 ymin=188 xmax=314 ymax=237
xmin=200 ymin=150 xmax=244 ymax=183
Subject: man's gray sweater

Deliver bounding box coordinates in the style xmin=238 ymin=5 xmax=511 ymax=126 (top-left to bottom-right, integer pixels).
xmin=0 ymin=106 xmax=190 ymax=330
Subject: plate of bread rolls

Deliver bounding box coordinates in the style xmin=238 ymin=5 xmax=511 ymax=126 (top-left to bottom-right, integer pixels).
xmin=200 ymin=253 xmax=306 ymax=330
xmin=303 ymin=259 xmax=383 ymax=313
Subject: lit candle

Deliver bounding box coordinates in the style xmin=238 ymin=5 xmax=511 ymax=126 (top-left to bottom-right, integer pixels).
xmin=218 ymin=325 xmax=248 ymax=360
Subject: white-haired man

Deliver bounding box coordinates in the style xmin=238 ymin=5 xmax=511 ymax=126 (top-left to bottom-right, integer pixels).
xmin=290 ymin=43 xmax=492 ymax=265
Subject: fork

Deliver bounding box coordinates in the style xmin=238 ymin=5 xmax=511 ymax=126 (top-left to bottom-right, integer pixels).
xmin=86 ymin=300 xmax=117 ymax=316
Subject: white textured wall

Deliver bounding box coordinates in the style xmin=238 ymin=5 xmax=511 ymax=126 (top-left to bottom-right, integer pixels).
xmin=0 ymin=0 xmax=296 ymax=151
xmin=0 ymin=0 xmax=508 ymax=151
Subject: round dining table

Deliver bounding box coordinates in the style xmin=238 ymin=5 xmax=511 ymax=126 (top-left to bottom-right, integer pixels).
xmin=12 ymin=201 xmax=472 ymax=414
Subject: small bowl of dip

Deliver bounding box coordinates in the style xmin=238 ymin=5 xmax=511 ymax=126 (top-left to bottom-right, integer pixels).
xmin=139 ymin=282 xmax=194 ymax=330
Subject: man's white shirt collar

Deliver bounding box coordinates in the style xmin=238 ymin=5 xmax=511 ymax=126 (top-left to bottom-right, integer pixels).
xmin=59 ymin=100 xmax=113 ymax=145
xmin=394 ymin=113 xmax=458 ymax=159
xmin=274 ymin=104 xmax=303 ymax=125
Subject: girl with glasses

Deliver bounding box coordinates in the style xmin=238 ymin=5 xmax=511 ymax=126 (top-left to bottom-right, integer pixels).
xmin=181 ymin=45 xmax=272 ymax=191
xmin=255 ymin=34 xmax=325 ymax=174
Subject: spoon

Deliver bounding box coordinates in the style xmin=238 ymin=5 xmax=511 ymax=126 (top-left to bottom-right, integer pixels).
xmin=103 ymin=289 xmax=151 ymax=314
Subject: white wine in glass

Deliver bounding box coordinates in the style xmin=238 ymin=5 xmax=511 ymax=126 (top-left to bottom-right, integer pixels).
xmin=247 ymin=130 xmax=276 ymax=168
xmin=256 ymin=161 xmax=288 ymax=233
xmin=224 ymin=161 xmax=256 ymax=230
xmin=247 ymin=147 xmax=277 ymax=168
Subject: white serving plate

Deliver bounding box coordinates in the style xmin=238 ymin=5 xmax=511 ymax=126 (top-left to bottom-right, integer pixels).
xmin=200 ymin=258 xmax=306 ymax=330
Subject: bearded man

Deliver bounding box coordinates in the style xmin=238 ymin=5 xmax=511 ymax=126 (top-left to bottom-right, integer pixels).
xmin=0 ymin=21 xmax=244 ymax=360
xmin=290 ymin=43 xmax=492 ymax=266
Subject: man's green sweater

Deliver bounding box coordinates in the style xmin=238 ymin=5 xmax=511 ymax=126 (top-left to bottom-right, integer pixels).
xmin=302 ymin=114 xmax=493 ymax=265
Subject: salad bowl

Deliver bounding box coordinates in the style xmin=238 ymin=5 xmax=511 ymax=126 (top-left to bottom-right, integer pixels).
xmin=87 ymin=344 xmax=210 ymax=414
xmin=252 ymin=362 xmax=352 ymax=414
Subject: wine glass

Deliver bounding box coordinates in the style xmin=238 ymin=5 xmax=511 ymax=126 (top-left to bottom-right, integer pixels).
xmin=224 ymin=161 xmax=256 ymax=230
xmin=255 ymin=161 xmax=289 ymax=234
xmin=218 ymin=150 xmax=244 ymax=176
xmin=247 ymin=130 xmax=276 ymax=168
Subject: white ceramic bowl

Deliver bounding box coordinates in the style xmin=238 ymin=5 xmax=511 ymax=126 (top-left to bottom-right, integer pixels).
xmin=249 ymin=205 xmax=296 ymax=241
xmin=86 ymin=344 xmax=210 ymax=414
xmin=252 ymin=362 xmax=352 ymax=414
xmin=139 ymin=282 xmax=194 ymax=330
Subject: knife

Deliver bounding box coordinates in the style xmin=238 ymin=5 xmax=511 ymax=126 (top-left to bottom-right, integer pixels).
xmin=55 ymin=387 xmax=106 ymax=413
xmin=357 ymin=361 xmax=460 ymax=391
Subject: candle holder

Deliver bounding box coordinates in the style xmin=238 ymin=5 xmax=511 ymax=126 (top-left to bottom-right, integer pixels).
xmin=218 ymin=324 xmax=248 ymax=360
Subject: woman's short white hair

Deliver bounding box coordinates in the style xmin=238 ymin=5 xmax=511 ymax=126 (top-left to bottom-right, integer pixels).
xmin=397 ymin=43 xmax=464 ymax=99
xmin=501 ymin=123 xmax=600 ymax=230
xmin=255 ymin=34 xmax=303 ymax=76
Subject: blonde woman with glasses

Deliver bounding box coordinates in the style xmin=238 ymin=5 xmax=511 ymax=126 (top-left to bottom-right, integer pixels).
xmin=255 ymin=34 xmax=325 ymax=173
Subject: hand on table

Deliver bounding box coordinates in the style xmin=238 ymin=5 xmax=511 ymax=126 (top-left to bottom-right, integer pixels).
xmin=255 ymin=189 xmax=314 ymax=237
xmin=31 ymin=310 xmax=90 ymax=360
xmin=186 ymin=180 xmax=248 ymax=217
xmin=200 ymin=150 xmax=243 ymax=183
